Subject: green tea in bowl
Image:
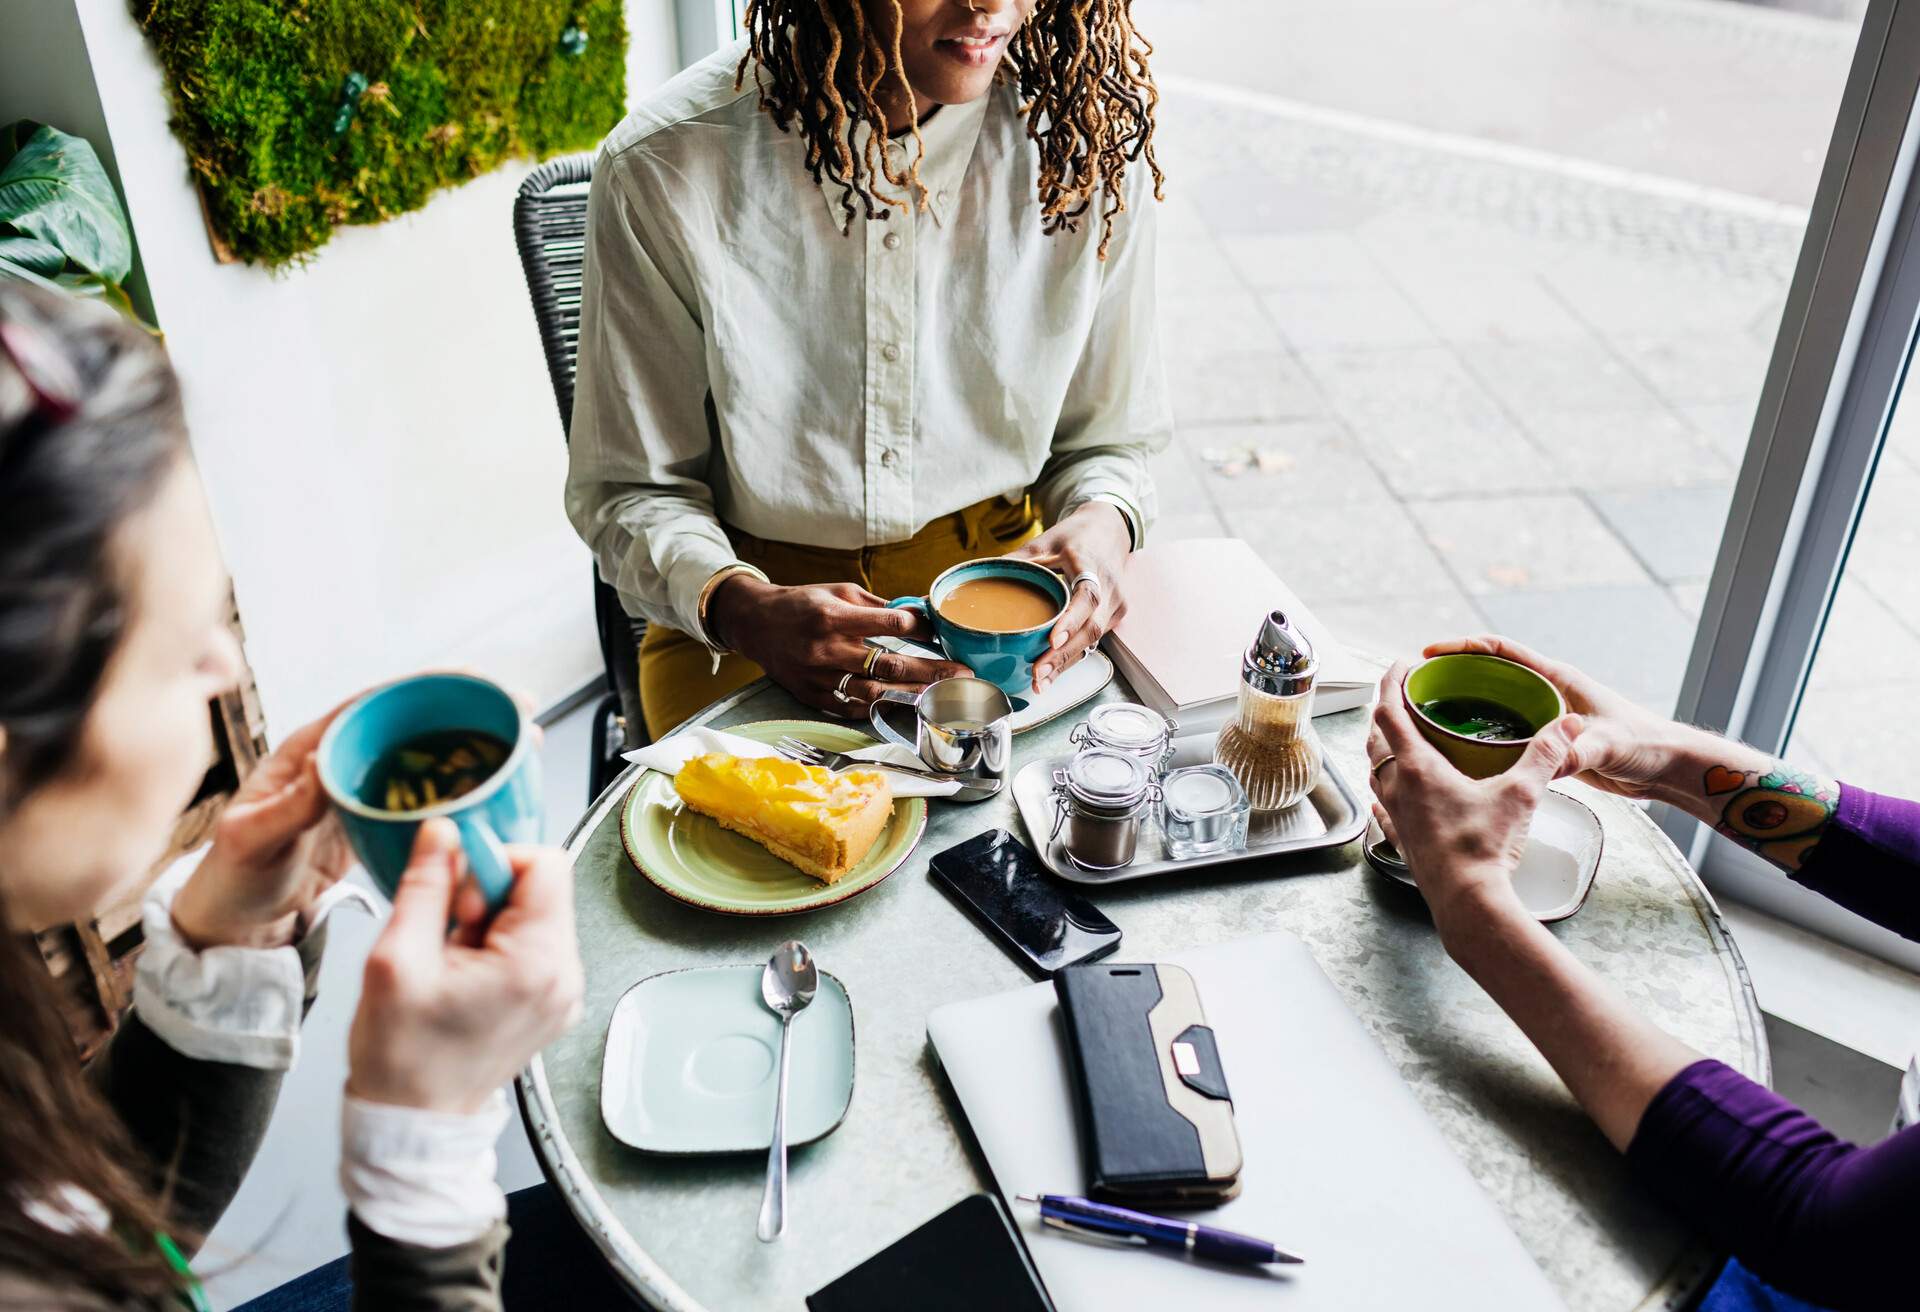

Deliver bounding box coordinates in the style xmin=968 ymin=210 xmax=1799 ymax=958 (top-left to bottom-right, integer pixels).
xmin=1414 ymin=696 xmax=1537 ymax=743
xmin=1401 ymin=654 xmax=1564 ymax=779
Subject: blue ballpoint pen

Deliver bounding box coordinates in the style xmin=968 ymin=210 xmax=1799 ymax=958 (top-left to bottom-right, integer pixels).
xmin=1016 ymin=1194 xmax=1304 ymax=1266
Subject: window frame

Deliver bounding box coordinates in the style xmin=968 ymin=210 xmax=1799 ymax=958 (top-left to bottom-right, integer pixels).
xmin=1667 ymin=0 xmax=1920 ymax=970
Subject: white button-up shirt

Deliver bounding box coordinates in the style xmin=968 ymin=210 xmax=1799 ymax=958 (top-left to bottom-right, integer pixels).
xmin=565 ymin=41 xmax=1170 ymax=640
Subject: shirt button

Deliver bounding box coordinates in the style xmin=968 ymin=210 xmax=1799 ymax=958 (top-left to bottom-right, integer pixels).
xmin=937 ymin=189 xmax=950 ymax=205
xmin=883 ymin=231 xmax=902 ymax=250
xmin=880 ymin=448 xmax=898 ymax=468
xmin=882 ymin=343 xmax=901 ymax=363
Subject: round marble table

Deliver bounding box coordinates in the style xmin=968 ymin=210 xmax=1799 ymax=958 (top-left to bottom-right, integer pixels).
xmin=518 ymin=676 xmax=1767 ymax=1312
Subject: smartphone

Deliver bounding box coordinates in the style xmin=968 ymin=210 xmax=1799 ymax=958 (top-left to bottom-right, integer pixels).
xmin=806 ymin=1194 xmax=1053 ymax=1312
xmin=928 ymin=829 xmax=1121 ymax=978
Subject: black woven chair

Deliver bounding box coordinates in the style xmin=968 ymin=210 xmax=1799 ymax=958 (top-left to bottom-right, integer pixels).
xmin=513 ymin=151 xmax=650 ymax=802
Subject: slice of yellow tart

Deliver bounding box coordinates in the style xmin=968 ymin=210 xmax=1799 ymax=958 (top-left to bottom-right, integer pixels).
xmin=672 ymin=753 xmax=893 ymax=885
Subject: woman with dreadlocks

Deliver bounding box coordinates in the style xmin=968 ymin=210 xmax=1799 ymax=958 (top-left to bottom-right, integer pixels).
xmin=567 ymin=0 xmax=1169 ymax=737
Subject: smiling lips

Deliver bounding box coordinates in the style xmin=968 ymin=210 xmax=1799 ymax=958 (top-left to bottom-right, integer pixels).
xmin=936 ymin=31 xmax=1007 ymax=68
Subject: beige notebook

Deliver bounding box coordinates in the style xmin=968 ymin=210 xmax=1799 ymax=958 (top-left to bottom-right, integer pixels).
xmin=1105 ymin=539 xmax=1378 ymax=730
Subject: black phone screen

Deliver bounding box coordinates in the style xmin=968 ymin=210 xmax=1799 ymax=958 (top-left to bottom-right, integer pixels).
xmin=806 ymin=1193 xmax=1053 ymax=1311
xmin=929 ymin=829 xmax=1121 ymax=978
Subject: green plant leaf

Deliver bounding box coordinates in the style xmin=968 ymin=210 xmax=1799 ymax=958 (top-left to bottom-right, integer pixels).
xmin=53 ymin=269 xmax=141 ymax=322
xmin=0 ymin=255 xmax=64 ymax=293
xmin=0 ymin=122 xmax=132 ymax=283
xmin=0 ymin=232 xmax=65 ymax=276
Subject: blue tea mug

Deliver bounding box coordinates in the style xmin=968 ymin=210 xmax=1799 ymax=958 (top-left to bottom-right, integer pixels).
xmin=888 ymin=558 xmax=1068 ymax=695
xmin=317 ymin=673 xmax=542 ymax=909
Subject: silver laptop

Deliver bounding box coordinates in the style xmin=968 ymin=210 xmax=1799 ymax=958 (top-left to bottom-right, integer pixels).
xmin=927 ymin=930 xmax=1565 ymax=1311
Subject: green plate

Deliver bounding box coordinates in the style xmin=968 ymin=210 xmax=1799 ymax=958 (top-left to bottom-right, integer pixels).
xmin=619 ymin=720 xmax=928 ymax=916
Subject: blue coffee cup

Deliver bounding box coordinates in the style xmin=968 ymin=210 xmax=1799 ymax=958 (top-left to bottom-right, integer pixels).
xmin=888 ymin=558 xmax=1069 ymax=695
xmin=317 ymin=673 xmax=542 ymax=909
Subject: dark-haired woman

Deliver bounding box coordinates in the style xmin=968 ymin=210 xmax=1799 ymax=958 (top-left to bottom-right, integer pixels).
xmin=1369 ymin=635 xmax=1917 ymax=1312
xmin=566 ymin=0 xmax=1171 ymax=738
xmin=0 ymin=282 xmax=583 ymax=1309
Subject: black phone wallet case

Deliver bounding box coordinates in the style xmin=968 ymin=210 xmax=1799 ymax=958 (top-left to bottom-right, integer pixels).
xmin=1054 ymin=962 xmax=1243 ymax=1206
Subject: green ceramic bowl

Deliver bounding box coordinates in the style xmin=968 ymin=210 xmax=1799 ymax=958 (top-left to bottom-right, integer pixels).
xmin=1401 ymin=654 xmax=1565 ymax=779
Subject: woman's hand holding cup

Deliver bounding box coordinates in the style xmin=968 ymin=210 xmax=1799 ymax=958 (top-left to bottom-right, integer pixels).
xmin=346 ymin=820 xmax=583 ymax=1116
xmin=1009 ymin=501 xmax=1132 ymax=692
xmin=1420 ymin=635 xmax=1693 ymax=802
xmin=172 ymin=706 xmax=355 ymax=950
xmin=1368 ymin=660 xmax=1584 ymax=943
xmin=707 ymin=577 xmax=969 ymax=717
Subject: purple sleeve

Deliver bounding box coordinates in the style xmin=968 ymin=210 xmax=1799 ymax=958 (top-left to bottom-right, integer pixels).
xmin=1626 ymin=1059 xmax=1916 ymax=1310
xmin=1790 ymin=784 xmax=1920 ymax=940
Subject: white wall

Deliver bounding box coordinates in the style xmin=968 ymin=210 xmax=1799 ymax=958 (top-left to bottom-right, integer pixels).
xmin=28 ymin=0 xmax=680 ymax=732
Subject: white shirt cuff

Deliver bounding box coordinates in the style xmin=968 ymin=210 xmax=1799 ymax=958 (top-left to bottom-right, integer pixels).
xmin=134 ymin=854 xmax=370 ymax=1070
xmin=342 ymin=1091 xmax=510 ymax=1249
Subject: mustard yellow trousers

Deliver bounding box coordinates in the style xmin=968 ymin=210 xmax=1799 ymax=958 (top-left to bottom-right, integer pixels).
xmin=639 ymin=497 xmax=1042 ymax=740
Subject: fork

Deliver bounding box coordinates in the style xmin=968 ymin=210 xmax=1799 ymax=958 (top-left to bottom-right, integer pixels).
xmin=775 ymin=736 xmax=955 ymax=783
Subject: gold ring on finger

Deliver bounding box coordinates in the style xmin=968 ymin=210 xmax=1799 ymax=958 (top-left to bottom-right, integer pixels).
xmin=861 ymin=645 xmax=883 ymax=676
xmin=1370 ymin=753 xmax=1397 ymax=782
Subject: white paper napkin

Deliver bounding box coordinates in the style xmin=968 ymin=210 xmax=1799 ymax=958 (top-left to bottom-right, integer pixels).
xmin=623 ymin=726 xmax=961 ymax=798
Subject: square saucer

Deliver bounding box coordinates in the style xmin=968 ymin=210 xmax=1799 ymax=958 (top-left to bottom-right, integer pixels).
xmin=600 ymin=964 xmax=855 ymax=1155
xmin=1365 ymin=788 xmax=1604 ymax=922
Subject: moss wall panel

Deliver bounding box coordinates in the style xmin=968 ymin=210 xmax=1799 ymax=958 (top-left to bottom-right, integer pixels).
xmin=134 ymin=1 xmax=626 ymax=265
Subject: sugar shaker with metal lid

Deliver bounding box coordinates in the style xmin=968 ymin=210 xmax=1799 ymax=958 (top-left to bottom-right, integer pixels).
xmin=1049 ymin=748 xmax=1160 ymax=871
xmin=1070 ymin=701 xmax=1177 ymax=775
xmin=1213 ymin=609 xmax=1322 ymax=811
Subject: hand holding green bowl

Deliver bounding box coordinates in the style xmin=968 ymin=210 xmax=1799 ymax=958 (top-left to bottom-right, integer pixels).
xmin=1401 ymin=654 xmax=1567 ymax=779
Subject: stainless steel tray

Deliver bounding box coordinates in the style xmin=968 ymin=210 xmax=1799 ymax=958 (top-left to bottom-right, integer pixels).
xmin=1011 ymin=730 xmax=1368 ymax=883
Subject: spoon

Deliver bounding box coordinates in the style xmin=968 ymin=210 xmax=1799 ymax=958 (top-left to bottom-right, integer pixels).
xmin=756 ymin=939 xmax=818 ymax=1242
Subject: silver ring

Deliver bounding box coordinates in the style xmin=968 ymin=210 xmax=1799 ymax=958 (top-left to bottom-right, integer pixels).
xmin=832 ymin=671 xmax=856 ymax=706
xmin=1371 ymin=753 xmax=1397 ymax=782
xmin=1070 ymin=570 xmax=1100 ymax=599
xmin=861 ymin=645 xmax=883 ymax=676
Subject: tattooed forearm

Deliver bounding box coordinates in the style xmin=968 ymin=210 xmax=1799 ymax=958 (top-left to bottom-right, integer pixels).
xmin=1700 ymin=762 xmax=1838 ymax=872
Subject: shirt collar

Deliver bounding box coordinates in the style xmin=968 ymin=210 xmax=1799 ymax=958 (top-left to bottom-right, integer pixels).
xmin=814 ymin=92 xmax=990 ymax=234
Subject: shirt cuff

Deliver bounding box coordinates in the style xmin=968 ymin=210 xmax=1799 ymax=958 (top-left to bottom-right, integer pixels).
xmin=341 ymin=1091 xmax=510 ymax=1249
xmin=134 ymin=854 xmax=373 ymax=1071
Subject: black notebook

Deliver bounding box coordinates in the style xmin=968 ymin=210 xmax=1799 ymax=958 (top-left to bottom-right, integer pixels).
xmin=805 ymin=1194 xmax=1053 ymax=1312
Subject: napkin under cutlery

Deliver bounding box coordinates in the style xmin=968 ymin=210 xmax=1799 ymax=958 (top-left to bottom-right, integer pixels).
xmin=624 ymin=726 xmax=961 ymax=799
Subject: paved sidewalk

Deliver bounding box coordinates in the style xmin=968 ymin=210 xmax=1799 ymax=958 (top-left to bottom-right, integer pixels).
xmin=1137 ymin=0 xmax=1918 ymax=796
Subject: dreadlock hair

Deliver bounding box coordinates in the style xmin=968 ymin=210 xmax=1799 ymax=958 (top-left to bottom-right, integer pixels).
xmin=737 ymin=0 xmax=1164 ymax=258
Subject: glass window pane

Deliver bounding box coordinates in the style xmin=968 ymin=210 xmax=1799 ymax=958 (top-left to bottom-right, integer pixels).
xmin=1786 ymin=353 xmax=1920 ymax=795
xmin=1146 ymin=0 xmax=1866 ymax=711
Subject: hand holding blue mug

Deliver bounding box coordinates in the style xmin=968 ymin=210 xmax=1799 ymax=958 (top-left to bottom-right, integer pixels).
xmin=1007 ymin=501 xmax=1133 ymax=691
xmin=887 ymin=558 xmax=1071 ymax=697
xmin=318 ymin=673 xmax=543 ymax=911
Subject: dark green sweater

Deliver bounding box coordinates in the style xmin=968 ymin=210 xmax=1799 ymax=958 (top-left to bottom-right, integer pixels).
xmin=0 ymin=924 xmax=507 ymax=1310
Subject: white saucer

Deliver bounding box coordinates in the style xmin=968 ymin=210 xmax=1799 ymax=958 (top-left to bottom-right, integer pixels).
xmin=600 ymin=965 xmax=855 ymax=1154
xmin=1365 ymin=788 xmax=1604 ymax=923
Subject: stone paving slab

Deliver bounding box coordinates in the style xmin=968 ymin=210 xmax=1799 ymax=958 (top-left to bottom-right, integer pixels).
xmin=1181 ymin=419 xmax=1396 ymax=509
xmin=1222 ymin=498 xmax=1460 ymax=604
xmin=1411 ymin=494 xmax=1657 ymax=595
xmin=1522 ymin=407 xmax=1736 ymax=490
xmin=1474 ymin=584 xmax=1700 ymax=712
xmin=1141 ymin=14 xmax=1912 ymax=763
xmin=1588 ymin=485 xmax=1738 ymax=582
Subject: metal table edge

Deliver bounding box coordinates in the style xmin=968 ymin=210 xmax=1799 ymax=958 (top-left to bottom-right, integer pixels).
xmin=517 ymin=679 xmax=771 ymax=1311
